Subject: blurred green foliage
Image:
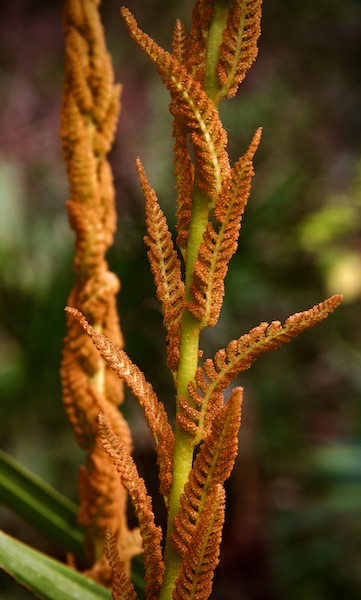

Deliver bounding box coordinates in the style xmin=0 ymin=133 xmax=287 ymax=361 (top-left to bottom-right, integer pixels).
xmin=0 ymin=1 xmax=360 ymax=598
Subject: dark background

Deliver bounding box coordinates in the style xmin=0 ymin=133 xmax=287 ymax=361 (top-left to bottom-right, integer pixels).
xmin=0 ymin=1 xmax=360 ymax=598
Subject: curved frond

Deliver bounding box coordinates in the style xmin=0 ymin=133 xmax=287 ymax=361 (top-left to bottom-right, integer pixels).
xmin=121 ymin=7 xmax=230 ymax=203
xmin=66 ymin=307 xmax=174 ymax=499
xmin=171 ymin=388 xmax=242 ymax=557
xmin=216 ymin=0 xmax=263 ymax=100
xmin=173 ymin=485 xmax=225 ymax=600
xmin=104 ymin=528 xmax=138 ymax=600
xmin=99 ymin=415 xmax=164 ymax=600
xmin=190 ymin=295 xmax=343 ymax=407
xmin=136 ymin=158 xmax=185 ymax=375
xmin=187 ymin=129 xmax=262 ymax=327
xmin=61 ymin=0 xmax=129 ymax=566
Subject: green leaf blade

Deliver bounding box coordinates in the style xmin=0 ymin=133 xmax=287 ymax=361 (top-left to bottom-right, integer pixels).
xmin=0 ymin=450 xmax=84 ymax=558
xmin=0 ymin=530 xmax=111 ymax=600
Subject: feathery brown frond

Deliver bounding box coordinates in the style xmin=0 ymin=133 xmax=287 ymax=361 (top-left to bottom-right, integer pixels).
xmin=66 ymin=307 xmax=174 ymax=499
xmin=216 ymin=0 xmax=263 ymax=101
xmin=171 ymin=388 xmax=242 ymax=558
xmin=187 ymin=128 xmax=262 ymax=327
xmin=61 ymin=0 xmax=132 ymax=569
xmin=137 ymin=158 xmax=185 ymax=375
xmin=121 ymin=7 xmax=230 ymax=203
xmin=173 ymin=485 xmax=225 ymax=600
xmin=190 ymin=295 xmax=343 ymax=408
xmin=104 ymin=528 xmax=138 ymax=600
xmin=99 ymin=414 xmax=164 ymax=600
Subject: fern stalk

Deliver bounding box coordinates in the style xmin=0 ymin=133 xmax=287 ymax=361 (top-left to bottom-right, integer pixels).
xmin=204 ymin=1 xmax=231 ymax=102
xmin=162 ymin=195 xmax=210 ymax=597
xmin=161 ymin=4 xmax=235 ymax=596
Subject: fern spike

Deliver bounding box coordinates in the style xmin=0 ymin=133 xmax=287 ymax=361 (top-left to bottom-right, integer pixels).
xmin=50 ymin=0 xmax=348 ymax=597
xmin=60 ymin=0 xmax=133 ymax=572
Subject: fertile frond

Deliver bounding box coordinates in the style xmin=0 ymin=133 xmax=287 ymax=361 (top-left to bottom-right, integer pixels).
xmin=104 ymin=528 xmax=138 ymax=600
xmin=121 ymin=7 xmax=230 ymax=203
xmin=137 ymin=158 xmax=185 ymax=375
xmin=61 ymin=0 xmax=131 ymax=567
xmin=216 ymin=0 xmax=263 ymax=101
xmin=171 ymin=388 xmax=242 ymax=558
xmin=66 ymin=307 xmax=174 ymax=499
xmin=191 ymin=295 xmax=343 ymax=405
xmin=99 ymin=415 xmax=164 ymax=600
xmin=173 ymin=485 xmax=225 ymax=600
xmin=187 ymin=128 xmax=262 ymax=327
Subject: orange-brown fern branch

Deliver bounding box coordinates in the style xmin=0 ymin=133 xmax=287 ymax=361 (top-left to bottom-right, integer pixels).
xmin=180 ymin=294 xmax=343 ymax=444
xmin=121 ymin=7 xmax=230 ymax=205
xmin=196 ymin=294 xmax=343 ymax=395
xmin=173 ymin=485 xmax=226 ymax=600
xmin=187 ymin=127 xmax=262 ymax=327
xmin=99 ymin=414 xmax=165 ymax=600
xmin=60 ymin=0 xmax=138 ymax=571
xmin=171 ymin=388 xmax=242 ymax=558
xmin=216 ymin=0 xmax=263 ymax=101
xmin=137 ymin=158 xmax=185 ymax=376
xmin=66 ymin=306 xmax=175 ymax=501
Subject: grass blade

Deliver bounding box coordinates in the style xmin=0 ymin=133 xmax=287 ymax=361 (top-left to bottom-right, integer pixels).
xmin=0 ymin=450 xmax=84 ymax=558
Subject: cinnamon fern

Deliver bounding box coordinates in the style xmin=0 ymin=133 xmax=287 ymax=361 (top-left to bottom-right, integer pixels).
xmin=61 ymin=1 xmax=342 ymax=599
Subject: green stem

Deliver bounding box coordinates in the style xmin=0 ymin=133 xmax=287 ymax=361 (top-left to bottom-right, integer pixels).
xmin=160 ymin=186 xmax=209 ymax=598
xmin=204 ymin=0 xmax=232 ymax=104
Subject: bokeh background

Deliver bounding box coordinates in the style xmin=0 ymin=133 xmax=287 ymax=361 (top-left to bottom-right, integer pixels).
xmin=0 ymin=1 xmax=361 ymax=598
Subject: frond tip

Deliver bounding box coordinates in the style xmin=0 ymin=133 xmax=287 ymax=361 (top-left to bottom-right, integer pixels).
xmin=216 ymin=0 xmax=263 ymax=100
xmin=104 ymin=527 xmax=138 ymax=600
xmin=121 ymin=6 xmax=230 ymax=202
